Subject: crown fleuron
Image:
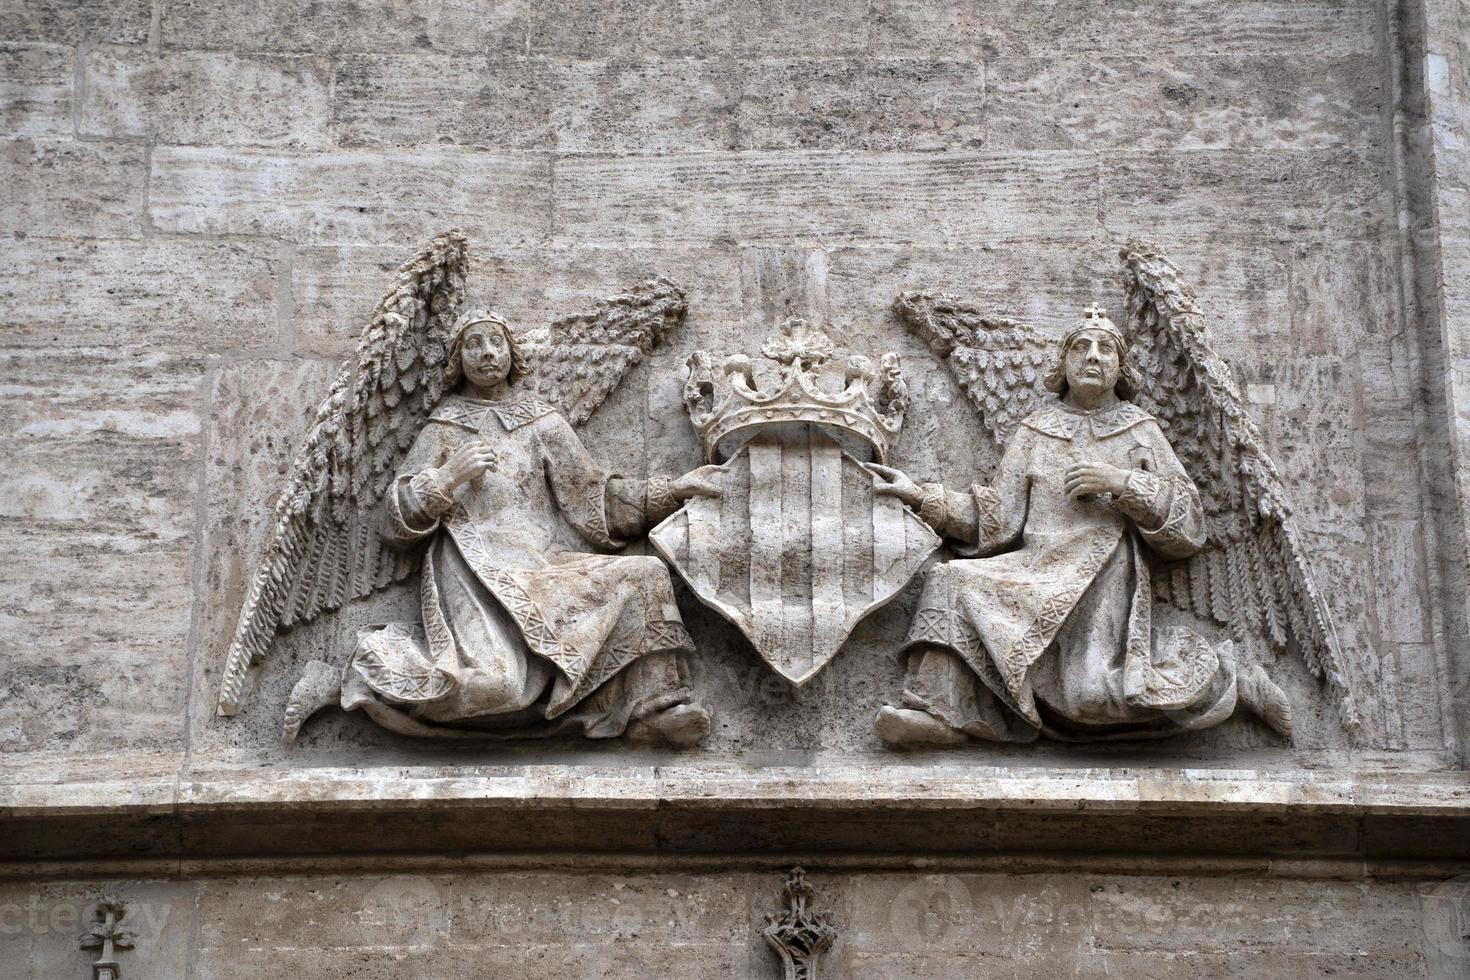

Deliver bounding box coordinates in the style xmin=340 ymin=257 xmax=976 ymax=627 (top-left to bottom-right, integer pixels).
xmin=682 ymin=317 xmax=909 ymax=463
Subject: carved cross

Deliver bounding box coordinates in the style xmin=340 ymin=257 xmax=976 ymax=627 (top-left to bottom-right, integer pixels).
xmin=1083 ymin=302 xmax=1108 ymax=321
xmin=79 ymin=898 xmax=134 ymax=980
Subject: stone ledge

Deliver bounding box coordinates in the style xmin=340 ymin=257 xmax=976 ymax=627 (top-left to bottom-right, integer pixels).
xmin=2 ymin=763 xmax=1466 ymax=869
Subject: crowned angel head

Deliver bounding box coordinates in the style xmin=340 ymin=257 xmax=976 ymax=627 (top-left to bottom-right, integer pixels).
xmin=446 ymin=308 xmax=530 ymax=392
xmin=1043 ymin=303 xmax=1141 ymax=402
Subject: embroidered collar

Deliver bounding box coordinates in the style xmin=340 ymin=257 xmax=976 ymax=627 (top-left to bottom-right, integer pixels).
xmin=1020 ymin=400 xmax=1153 ymax=441
xmin=430 ymin=394 xmax=556 ymax=432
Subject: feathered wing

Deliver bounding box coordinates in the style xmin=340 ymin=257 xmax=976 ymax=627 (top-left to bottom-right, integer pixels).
xmin=521 ymin=277 xmax=688 ymax=426
xmin=893 ymin=291 xmax=1052 ymax=472
xmin=216 ymin=231 xmax=469 ymax=715
xmin=1119 ymin=240 xmax=1361 ymax=735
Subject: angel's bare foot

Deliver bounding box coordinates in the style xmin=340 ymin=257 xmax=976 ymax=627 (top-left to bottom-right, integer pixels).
xmin=628 ymin=702 xmax=711 ymax=747
xmin=875 ymin=705 xmax=969 ymax=748
xmin=282 ymin=660 xmax=342 ymax=742
xmin=1237 ymin=662 xmax=1293 ymax=739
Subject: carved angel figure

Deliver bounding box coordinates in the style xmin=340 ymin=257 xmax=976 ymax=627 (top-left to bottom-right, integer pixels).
xmin=217 ymin=232 xmax=718 ymax=746
xmin=868 ymin=242 xmax=1360 ymax=746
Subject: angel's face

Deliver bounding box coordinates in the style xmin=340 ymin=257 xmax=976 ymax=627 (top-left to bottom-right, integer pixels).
xmin=461 ymin=321 xmax=513 ymax=390
xmin=1063 ymin=328 xmax=1121 ymax=398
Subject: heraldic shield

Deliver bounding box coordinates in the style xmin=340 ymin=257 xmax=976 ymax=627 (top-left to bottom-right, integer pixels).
xmin=651 ymin=320 xmax=940 ymax=685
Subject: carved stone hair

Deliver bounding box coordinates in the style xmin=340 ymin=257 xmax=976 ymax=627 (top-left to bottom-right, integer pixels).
xmin=1043 ymin=319 xmax=1140 ymax=401
xmin=445 ymin=309 xmax=530 ymax=388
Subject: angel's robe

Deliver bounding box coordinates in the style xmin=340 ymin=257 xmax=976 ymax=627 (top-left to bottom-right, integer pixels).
xmin=340 ymin=391 xmax=694 ymax=738
xmin=901 ymin=399 xmax=1235 ymax=741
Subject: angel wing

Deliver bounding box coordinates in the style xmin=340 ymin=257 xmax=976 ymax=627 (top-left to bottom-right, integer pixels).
xmin=1120 ymin=240 xmax=1360 ymax=735
xmin=217 ymin=236 xmax=689 ymax=716
xmin=521 ymin=276 xmax=688 ymax=426
xmin=893 ymin=248 xmax=1361 ymax=736
xmin=893 ymin=290 xmax=1052 ymax=470
xmin=216 ymin=231 xmax=470 ymax=715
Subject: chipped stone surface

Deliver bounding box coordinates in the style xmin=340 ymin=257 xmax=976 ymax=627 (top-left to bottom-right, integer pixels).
xmin=868 ymin=0 xmax=1381 ymax=58
xmin=149 ymin=146 xmax=552 ymax=244
xmin=332 ymin=54 xmax=559 ymax=151
xmin=0 ymin=0 xmax=150 ymax=45
xmin=158 ymin=0 xmax=532 ymax=56
xmin=0 ymin=44 xmax=72 ymax=139
xmin=984 ymin=55 xmax=1383 ymax=151
xmin=1101 ymin=149 xmax=1388 ymax=243
xmin=555 ymin=151 xmax=1100 ymax=245
xmin=0 ymin=349 xmax=201 ymax=754
xmin=1 ymin=139 xmax=145 ymax=238
xmin=79 ymin=47 xmax=333 ymax=148
xmin=732 ymin=58 xmax=987 ymax=151
xmin=0 ymin=239 xmax=281 ymax=351
xmin=552 ymin=58 xmax=735 ymax=153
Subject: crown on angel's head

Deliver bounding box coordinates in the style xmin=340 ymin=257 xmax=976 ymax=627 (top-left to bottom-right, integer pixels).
xmin=1061 ymin=302 xmax=1128 ymax=353
xmin=681 ymin=317 xmax=909 ymax=464
xmin=450 ymin=308 xmax=511 ymax=345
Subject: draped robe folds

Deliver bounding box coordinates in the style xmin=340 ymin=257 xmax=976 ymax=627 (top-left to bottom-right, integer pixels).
xmin=341 ymin=393 xmax=695 ymax=739
xmin=900 ymin=400 xmax=1228 ymax=742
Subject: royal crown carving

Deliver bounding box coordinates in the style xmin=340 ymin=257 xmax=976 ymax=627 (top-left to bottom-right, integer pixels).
xmin=682 ymin=317 xmax=909 ymax=464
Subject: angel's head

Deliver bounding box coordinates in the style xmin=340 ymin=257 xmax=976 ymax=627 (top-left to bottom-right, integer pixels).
xmin=1044 ymin=305 xmax=1139 ymax=403
xmin=446 ymin=309 xmax=529 ymax=393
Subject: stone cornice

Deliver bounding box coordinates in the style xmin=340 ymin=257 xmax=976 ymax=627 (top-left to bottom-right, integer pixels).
xmin=3 ymin=762 xmax=1467 ymax=875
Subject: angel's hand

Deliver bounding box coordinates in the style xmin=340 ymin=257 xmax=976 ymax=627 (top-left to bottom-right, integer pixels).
xmin=863 ymin=462 xmax=923 ymax=507
xmin=670 ymin=464 xmax=724 ymax=502
xmin=1064 ymin=462 xmax=1130 ymax=500
xmin=440 ymin=442 xmax=499 ymax=490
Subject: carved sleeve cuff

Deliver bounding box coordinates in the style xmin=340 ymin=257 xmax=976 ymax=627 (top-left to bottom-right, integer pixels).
xmin=1115 ymin=470 xmax=1206 ymax=558
xmin=388 ymin=467 xmax=455 ymax=541
xmin=910 ymin=482 xmax=980 ymax=541
xmin=916 ymin=482 xmax=949 ymax=533
xmin=1115 ymin=470 xmax=1168 ymax=529
xmin=412 ymin=468 xmax=456 ymax=516
xmin=645 ymin=474 xmax=680 ymax=525
xmin=970 ymin=485 xmax=1008 ymax=551
xmin=602 ymin=474 xmax=679 ymax=538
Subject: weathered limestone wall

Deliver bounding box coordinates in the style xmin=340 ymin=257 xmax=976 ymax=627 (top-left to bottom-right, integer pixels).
xmin=3 ymin=2 xmax=1468 ymax=978
xmin=3 ymin=866 xmax=1463 ymax=978
xmin=1418 ymin=0 xmax=1470 ymax=759
xmin=2 ymin=0 xmax=1458 ymax=765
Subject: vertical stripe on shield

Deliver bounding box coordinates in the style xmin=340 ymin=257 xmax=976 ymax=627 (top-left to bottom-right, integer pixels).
xmin=747 ymin=439 xmax=784 ymax=659
xmin=809 ymin=430 xmax=844 ymax=662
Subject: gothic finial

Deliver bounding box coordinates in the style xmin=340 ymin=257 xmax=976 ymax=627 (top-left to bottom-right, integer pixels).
xmin=762 ymin=867 xmax=837 ymax=979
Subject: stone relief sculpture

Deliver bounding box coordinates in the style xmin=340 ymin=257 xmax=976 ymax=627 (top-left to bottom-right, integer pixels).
xmin=762 ymin=867 xmax=837 ymax=979
xmin=213 ymin=231 xmax=1358 ymax=753
xmin=216 ymin=231 xmax=720 ymax=746
xmin=651 ymin=318 xmax=939 ymax=685
xmin=870 ymin=241 xmax=1361 ymax=747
